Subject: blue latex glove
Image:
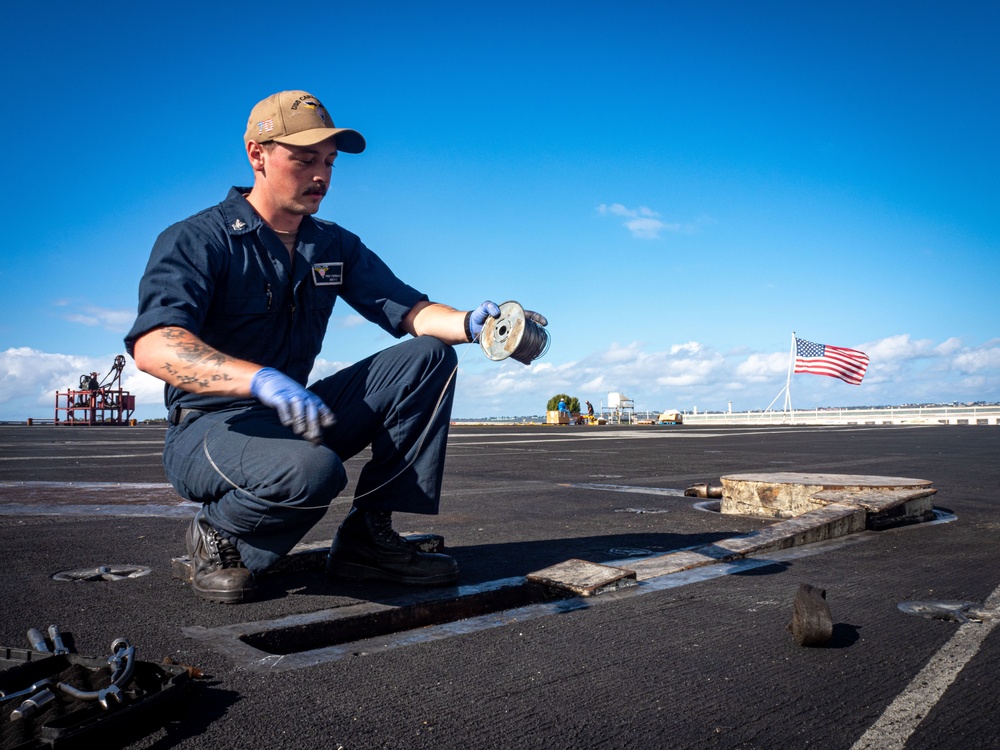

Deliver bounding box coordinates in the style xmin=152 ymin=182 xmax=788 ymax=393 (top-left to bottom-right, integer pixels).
xmin=468 ymin=301 xmax=501 ymax=341
xmin=250 ymin=367 xmax=335 ymax=444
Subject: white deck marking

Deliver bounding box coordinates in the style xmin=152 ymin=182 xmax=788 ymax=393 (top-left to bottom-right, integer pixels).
xmin=447 ymin=426 xmax=900 ymax=447
xmin=0 ymin=452 xmax=163 ymax=461
xmin=851 ymin=582 xmax=1000 ymax=750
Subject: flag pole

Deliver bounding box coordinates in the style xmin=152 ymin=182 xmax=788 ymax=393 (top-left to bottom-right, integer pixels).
xmin=784 ymin=332 xmax=795 ymax=418
xmin=759 ymin=332 xmax=795 ymax=423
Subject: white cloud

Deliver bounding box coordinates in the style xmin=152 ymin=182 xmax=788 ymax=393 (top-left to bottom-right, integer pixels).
xmin=124 ymin=369 xmax=169 ymax=412
xmin=308 ymin=357 xmax=353 ymax=382
xmin=625 ymin=217 xmax=672 ymax=239
xmin=860 ymin=333 xmax=961 ymax=365
xmin=598 ymin=203 xmax=629 ymax=217
xmin=670 ymin=341 xmax=702 ymax=356
xmin=735 ymin=351 xmax=789 ymax=381
xmin=451 ymin=333 xmax=1000 ymax=416
xmin=597 ymin=203 xmax=680 ymax=240
xmin=338 ymin=314 xmax=368 ymax=329
xmin=2 ymin=334 xmax=998 ymax=422
xmin=953 ymin=339 xmax=1000 ymax=373
xmin=54 ymin=302 xmax=135 ymax=332
xmin=600 ymin=341 xmax=644 ymax=364
xmin=0 ymin=348 xmax=138 ymax=418
xmin=935 ymin=337 xmax=963 ymax=356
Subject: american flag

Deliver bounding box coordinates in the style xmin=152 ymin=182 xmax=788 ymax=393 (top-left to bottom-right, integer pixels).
xmin=794 ymin=337 xmax=869 ymax=385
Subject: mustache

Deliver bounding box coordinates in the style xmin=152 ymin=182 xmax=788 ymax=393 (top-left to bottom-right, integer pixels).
xmin=304 ymin=184 xmax=327 ymax=196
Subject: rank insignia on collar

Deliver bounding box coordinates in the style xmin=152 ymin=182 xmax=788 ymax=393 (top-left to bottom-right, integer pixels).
xmin=231 ymin=219 xmax=247 ymax=231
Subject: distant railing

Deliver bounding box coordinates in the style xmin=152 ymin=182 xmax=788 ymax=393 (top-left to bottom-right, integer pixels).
xmin=680 ymin=405 xmax=999 ymax=426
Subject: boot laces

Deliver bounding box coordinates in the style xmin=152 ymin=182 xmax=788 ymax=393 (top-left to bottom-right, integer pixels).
xmin=211 ymin=530 xmax=246 ymax=569
xmin=370 ymin=511 xmax=406 ymax=547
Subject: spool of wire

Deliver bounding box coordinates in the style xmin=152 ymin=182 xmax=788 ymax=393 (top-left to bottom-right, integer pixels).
xmin=479 ymin=300 xmax=550 ymax=365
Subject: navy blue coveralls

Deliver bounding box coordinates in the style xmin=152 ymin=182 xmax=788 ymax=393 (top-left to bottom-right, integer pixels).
xmin=125 ymin=188 xmax=458 ymax=573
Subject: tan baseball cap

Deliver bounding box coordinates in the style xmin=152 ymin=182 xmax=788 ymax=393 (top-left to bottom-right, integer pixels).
xmin=244 ymin=90 xmax=366 ymax=153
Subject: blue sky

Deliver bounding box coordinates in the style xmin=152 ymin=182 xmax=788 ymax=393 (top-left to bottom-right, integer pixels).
xmin=1 ymin=0 xmax=997 ymax=421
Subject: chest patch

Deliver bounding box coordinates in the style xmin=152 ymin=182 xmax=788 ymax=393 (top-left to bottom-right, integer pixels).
xmin=311 ymin=262 xmax=343 ymax=286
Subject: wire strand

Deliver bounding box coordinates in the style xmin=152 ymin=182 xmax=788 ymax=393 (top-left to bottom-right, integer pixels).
xmin=201 ymin=338 xmax=477 ymax=510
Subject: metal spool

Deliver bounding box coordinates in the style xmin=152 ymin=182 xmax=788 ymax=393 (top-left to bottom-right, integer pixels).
xmin=479 ymin=300 xmax=550 ymax=365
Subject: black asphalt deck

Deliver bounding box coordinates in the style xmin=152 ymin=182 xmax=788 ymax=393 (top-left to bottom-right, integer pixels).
xmin=1 ymin=423 xmax=999 ymax=749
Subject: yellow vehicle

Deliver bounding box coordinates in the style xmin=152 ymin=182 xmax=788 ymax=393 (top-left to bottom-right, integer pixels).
xmin=658 ymin=409 xmax=683 ymax=425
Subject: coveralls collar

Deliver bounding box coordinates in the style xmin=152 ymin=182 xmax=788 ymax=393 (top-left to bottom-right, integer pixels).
xmin=219 ymin=186 xmax=320 ymax=240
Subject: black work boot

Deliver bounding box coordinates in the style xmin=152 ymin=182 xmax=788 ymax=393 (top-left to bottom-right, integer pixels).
xmin=186 ymin=509 xmax=257 ymax=604
xmin=327 ymin=508 xmax=459 ymax=586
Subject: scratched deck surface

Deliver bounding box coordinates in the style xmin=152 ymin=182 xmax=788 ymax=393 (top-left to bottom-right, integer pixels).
xmin=1 ymin=423 xmax=998 ymax=749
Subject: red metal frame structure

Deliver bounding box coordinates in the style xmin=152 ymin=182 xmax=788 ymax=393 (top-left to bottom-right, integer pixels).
xmin=54 ymin=355 xmax=136 ymax=426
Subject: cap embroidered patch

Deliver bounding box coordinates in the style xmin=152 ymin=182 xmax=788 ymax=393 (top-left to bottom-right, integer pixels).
xmin=243 ymin=90 xmax=365 ymax=152
xmin=312 ymin=262 xmax=343 ymax=286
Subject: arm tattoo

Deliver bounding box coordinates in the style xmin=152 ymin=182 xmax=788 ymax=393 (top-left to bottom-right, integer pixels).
xmin=172 ymin=340 xmax=230 ymax=367
xmin=158 ymin=327 xmax=235 ymax=392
